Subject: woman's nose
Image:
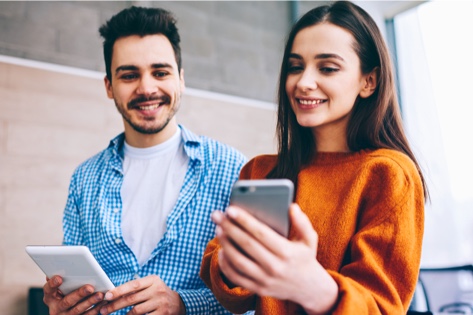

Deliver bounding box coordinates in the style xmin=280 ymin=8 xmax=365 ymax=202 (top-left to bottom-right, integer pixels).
xmin=296 ymin=69 xmax=318 ymax=91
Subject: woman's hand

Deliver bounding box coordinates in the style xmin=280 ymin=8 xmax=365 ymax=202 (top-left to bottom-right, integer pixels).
xmin=212 ymin=203 xmax=338 ymax=315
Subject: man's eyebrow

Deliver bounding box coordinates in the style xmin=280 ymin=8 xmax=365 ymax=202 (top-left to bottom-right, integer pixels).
xmin=288 ymin=53 xmax=345 ymax=62
xmin=115 ymin=65 xmax=138 ymax=74
xmin=151 ymin=63 xmax=173 ymax=69
xmin=115 ymin=63 xmax=173 ymax=74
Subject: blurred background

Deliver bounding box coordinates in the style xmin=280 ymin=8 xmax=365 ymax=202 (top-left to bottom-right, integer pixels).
xmin=0 ymin=1 xmax=471 ymax=313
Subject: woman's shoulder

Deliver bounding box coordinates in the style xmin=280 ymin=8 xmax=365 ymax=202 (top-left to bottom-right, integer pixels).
xmin=240 ymin=154 xmax=278 ymax=179
xmin=364 ymin=148 xmax=419 ymax=175
xmin=361 ymin=149 xmax=423 ymax=196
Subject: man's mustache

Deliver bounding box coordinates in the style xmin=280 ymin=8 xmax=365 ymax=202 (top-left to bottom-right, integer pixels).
xmin=128 ymin=95 xmax=170 ymax=109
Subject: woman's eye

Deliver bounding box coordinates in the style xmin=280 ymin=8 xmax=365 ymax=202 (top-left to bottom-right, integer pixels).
xmin=320 ymin=67 xmax=339 ymax=74
xmin=288 ymin=65 xmax=303 ymax=73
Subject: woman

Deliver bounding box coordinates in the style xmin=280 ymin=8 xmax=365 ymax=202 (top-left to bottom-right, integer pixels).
xmin=200 ymin=1 xmax=426 ymax=314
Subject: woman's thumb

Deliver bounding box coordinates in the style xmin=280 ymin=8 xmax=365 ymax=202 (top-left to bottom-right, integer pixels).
xmin=289 ymin=203 xmax=318 ymax=250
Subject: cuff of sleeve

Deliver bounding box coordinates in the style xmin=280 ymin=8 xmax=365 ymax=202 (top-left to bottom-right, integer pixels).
xmin=177 ymin=289 xmax=209 ymax=315
xmin=326 ymin=270 xmax=371 ymax=314
xmin=209 ymin=250 xmax=255 ymax=313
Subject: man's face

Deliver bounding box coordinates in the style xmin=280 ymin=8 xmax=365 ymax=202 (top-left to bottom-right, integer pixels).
xmin=104 ymin=34 xmax=185 ymax=140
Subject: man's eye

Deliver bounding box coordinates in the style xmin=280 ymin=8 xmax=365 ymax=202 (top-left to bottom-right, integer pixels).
xmin=155 ymin=71 xmax=169 ymax=78
xmin=121 ymin=74 xmax=138 ymax=80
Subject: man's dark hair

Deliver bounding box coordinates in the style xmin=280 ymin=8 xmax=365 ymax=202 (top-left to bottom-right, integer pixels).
xmin=99 ymin=6 xmax=182 ymax=81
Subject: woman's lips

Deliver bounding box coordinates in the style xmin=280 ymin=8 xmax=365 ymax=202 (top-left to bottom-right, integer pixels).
xmin=297 ymin=98 xmax=327 ymax=109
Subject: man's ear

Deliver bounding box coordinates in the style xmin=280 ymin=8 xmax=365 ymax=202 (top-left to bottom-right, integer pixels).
xmin=359 ymin=67 xmax=379 ymax=99
xmin=104 ymin=75 xmax=114 ymax=99
xmin=179 ymin=68 xmax=186 ymax=93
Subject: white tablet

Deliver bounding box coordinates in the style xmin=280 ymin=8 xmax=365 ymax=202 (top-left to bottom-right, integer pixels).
xmin=25 ymin=245 xmax=115 ymax=295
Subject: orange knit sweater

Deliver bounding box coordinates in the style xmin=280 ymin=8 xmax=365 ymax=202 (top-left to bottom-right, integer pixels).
xmin=200 ymin=149 xmax=424 ymax=314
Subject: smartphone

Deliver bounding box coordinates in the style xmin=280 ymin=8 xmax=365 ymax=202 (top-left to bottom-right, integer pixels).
xmin=25 ymin=245 xmax=115 ymax=295
xmin=229 ymin=179 xmax=294 ymax=237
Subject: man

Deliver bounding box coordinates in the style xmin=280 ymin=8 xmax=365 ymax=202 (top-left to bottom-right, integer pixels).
xmin=42 ymin=6 xmax=246 ymax=315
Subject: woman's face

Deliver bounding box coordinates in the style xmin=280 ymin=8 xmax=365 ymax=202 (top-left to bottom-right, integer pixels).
xmin=285 ymin=22 xmax=373 ymax=149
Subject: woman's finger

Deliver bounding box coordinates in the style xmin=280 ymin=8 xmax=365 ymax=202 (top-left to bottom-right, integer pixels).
xmin=224 ymin=206 xmax=291 ymax=257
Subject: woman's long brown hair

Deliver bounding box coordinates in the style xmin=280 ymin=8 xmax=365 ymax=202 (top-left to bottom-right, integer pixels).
xmin=267 ymin=1 xmax=428 ymax=200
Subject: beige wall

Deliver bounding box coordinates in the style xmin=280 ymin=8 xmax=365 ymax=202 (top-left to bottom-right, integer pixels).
xmin=0 ymin=57 xmax=276 ymax=314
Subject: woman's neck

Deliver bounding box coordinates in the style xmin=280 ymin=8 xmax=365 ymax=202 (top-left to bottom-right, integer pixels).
xmin=312 ymin=124 xmax=350 ymax=153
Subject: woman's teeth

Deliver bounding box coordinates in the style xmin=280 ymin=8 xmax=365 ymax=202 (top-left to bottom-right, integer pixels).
xmin=299 ymin=99 xmax=325 ymax=105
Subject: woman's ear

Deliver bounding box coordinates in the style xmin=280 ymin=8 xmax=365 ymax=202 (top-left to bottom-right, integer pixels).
xmin=359 ymin=67 xmax=379 ymax=98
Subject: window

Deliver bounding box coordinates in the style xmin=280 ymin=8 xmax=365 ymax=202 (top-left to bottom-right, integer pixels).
xmin=393 ymin=0 xmax=473 ymax=266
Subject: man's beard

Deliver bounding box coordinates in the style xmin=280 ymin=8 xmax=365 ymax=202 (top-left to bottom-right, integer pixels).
xmin=115 ymin=95 xmax=179 ymax=135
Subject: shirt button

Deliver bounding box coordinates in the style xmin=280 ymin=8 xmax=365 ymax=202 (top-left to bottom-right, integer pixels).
xmin=113 ymin=208 xmax=120 ymax=213
xmin=134 ymin=274 xmax=140 ymax=279
xmin=115 ymin=238 xmax=122 ymax=244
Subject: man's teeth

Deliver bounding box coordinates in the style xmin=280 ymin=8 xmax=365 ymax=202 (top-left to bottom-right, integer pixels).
xmin=299 ymin=99 xmax=325 ymax=105
xmin=139 ymin=104 xmax=160 ymax=110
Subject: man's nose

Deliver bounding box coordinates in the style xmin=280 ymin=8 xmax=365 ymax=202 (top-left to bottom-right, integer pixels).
xmin=136 ymin=74 xmax=158 ymax=95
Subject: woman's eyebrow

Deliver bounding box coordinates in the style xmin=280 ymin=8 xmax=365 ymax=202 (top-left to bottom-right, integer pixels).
xmin=288 ymin=52 xmax=345 ymax=62
xmin=314 ymin=53 xmax=345 ymax=61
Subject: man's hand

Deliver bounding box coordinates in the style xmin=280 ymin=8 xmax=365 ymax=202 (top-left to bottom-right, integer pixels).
xmin=43 ymin=276 xmax=106 ymax=315
xmin=98 ymin=275 xmax=186 ymax=315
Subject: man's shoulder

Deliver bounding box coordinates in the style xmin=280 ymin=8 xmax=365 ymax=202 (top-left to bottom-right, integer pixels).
xmin=71 ymin=149 xmax=110 ymax=179
xmin=78 ymin=148 xmax=110 ymax=167
xmin=73 ymin=134 xmax=123 ymax=176
xmin=199 ymin=135 xmax=244 ymax=155
xmin=180 ymin=125 xmax=247 ymax=163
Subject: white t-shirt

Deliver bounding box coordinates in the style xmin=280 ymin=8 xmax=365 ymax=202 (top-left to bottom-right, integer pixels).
xmin=121 ymin=129 xmax=189 ymax=266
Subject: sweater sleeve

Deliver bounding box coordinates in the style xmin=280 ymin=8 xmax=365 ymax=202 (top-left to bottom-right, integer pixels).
xmin=199 ymin=157 xmax=272 ymax=313
xmin=327 ymin=154 xmax=425 ymax=314
xmin=200 ymin=237 xmax=257 ymax=314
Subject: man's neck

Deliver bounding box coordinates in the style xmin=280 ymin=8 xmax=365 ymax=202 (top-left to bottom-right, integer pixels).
xmin=124 ymin=120 xmax=178 ymax=148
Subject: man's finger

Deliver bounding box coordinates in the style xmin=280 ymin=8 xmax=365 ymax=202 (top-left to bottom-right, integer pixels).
xmin=57 ymin=285 xmax=95 ymax=311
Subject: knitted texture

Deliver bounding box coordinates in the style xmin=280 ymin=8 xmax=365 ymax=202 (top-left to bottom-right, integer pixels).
xmin=200 ymin=149 xmax=424 ymax=314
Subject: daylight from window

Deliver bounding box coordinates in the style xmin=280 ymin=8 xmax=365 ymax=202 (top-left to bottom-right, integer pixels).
xmin=394 ymin=0 xmax=473 ymax=266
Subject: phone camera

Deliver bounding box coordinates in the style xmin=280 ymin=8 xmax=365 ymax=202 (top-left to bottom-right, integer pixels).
xmin=238 ymin=186 xmax=249 ymax=193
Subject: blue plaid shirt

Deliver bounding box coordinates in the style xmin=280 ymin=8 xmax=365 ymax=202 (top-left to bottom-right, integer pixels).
xmin=62 ymin=125 xmax=247 ymax=315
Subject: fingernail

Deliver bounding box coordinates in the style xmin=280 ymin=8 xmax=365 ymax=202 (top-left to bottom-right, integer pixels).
xmin=84 ymin=286 xmax=93 ymax=295
xmin=211 ymin=211 xmax=222 ymax=223
xmin=95 ymin=293 xmax=103 ymax=302
xmin=100 ymin=307 xmax=108 ymax=315
xmin=227 ymin=206 xmax=238 ymax=219
xmin=53 ymin=277 xmax=60 ymax=285
xmin=215 ymin=226 xmax=222 ymax=236
xmin=104 ymin=292 xmax=113 ymax=301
